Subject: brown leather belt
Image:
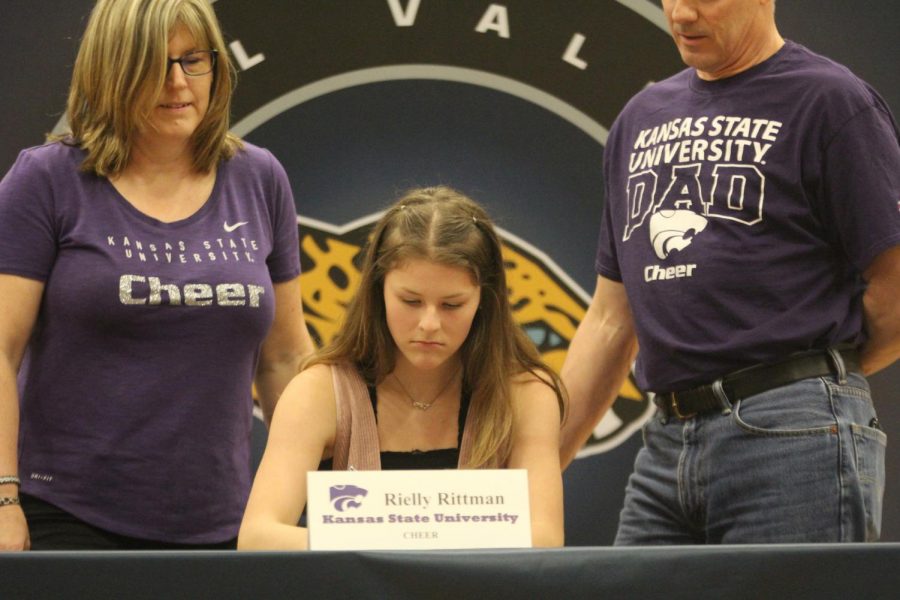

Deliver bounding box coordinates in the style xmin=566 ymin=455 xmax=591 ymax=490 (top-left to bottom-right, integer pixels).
xmin=654 ymin=347 xmax=861 ymax=420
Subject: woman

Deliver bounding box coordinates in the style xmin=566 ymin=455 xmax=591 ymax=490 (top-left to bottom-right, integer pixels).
xmin=0 ymin=0 xmax=313 ymax=550
xmin=238 ymin=187 xmax=566 ymax=549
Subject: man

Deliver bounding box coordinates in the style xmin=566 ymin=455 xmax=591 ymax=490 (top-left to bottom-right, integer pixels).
xmin=560 ymin=0 xmax=900 ymax=544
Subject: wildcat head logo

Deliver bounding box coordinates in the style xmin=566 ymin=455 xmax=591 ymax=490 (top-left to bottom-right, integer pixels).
xmin=330 ymin=484 xmax=368 ymax=512
xmin=649 ymin=209 xmax=708 ymax=259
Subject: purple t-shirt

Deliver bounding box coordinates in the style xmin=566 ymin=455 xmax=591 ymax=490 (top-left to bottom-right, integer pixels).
xmin=0 ymin=141 xmax=300 ymax=543
xmin=596 ymin=41 xmax=900 ymax=392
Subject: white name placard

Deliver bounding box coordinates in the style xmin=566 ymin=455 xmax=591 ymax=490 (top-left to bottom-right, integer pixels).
xmin=306 ymin=469 xmax=531 ymax=550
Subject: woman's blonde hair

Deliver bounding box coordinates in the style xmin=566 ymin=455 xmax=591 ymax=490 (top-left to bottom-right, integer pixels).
xmin=309 ymin=186 xmax=566 ymax=468
xmin=59 ymin=0 xmax=241 ymax=176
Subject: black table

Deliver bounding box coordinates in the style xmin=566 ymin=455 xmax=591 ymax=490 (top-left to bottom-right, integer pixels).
xmin=3 ymin=543 xmax=898 ymax=599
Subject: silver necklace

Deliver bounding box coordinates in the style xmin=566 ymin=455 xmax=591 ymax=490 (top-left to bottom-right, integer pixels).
xmin=393 ymin=367 xmax=460 ymax=411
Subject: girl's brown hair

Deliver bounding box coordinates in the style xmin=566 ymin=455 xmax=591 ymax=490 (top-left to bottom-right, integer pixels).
xmin=309 ymin=186 xmax=566 ymax=468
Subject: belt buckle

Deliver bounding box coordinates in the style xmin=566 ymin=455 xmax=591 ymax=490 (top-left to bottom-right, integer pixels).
xmin=670 ymin=393 xmax=696 ymax=420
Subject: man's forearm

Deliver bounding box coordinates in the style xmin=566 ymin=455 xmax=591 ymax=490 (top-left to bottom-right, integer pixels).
xmin=560 ymin=337 xmax=636 ymax=468
xmin=560 ymin=277 xmax=639 ymax=468
xmin=861 ymin=246 xmax=900 ymax=375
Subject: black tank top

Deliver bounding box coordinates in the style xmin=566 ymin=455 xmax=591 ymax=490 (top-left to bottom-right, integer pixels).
xmin=318 ymin=384 xmax=471 ymax=470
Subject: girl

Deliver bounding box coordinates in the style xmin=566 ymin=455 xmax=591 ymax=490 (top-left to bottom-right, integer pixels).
xmin=238 ymin=186 xmax=566 ymax=549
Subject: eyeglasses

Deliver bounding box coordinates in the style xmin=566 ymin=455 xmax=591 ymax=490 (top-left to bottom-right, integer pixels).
xmin=166 ymin=50 xmax=217 ymax=77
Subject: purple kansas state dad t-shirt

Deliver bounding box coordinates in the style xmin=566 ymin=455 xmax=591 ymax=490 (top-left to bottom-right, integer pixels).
xmin=596 ymin=41 xmax=900 ymax=392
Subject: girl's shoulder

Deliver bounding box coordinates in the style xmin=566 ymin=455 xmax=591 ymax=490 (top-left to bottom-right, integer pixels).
xmin=279 ymin=363 xmax=337 ymax=412
xmin=293 ymin=362 xmax=337 ymax=391
xmin=509 ymin=368 xmax=564 ymax=422
xmin=510 ymin=367 xmax=555 ymax=389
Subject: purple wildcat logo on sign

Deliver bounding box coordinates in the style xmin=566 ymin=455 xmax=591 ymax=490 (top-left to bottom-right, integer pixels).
xmin=307 ymin=470 xmax=532 ymax=550
xmin=330 ymin=484 xmax=368 ymax=512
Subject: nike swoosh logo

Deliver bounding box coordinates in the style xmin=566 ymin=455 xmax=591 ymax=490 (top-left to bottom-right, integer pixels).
xmin=223 ymin=221 xmax=249 ymax=232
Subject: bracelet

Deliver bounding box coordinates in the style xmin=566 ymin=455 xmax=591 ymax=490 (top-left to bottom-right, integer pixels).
xmin=0 ymin=496 xmax=20 ymax=506
xmin=0 ymin=476 xmax=21 ymax=487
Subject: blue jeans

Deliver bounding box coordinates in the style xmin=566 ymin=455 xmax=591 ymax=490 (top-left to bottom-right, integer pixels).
xmin=614 ymin=372 xmax=887 ymax=544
